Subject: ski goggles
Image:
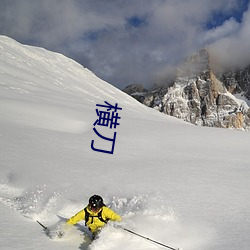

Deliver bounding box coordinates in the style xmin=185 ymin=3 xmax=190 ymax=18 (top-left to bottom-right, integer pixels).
xmin=89 ymin=204 xmax=101 ymax=212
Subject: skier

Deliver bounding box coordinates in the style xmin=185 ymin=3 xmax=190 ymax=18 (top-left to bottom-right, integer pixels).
xmin=66 ymin=194 xmax=121 ymax=239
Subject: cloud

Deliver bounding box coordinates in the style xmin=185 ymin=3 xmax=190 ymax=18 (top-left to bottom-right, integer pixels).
xmin=200 ymin=18 xmax=240 ymax=45
xmin=209 ymin=4 xmax=250 ymax=69
xmin=0 ymin=0 xmax=249 ymax=89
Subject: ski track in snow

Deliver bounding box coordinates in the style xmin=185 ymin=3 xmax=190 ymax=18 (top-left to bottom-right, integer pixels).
xmin=0 ymin=180 xmax=211 ymax=250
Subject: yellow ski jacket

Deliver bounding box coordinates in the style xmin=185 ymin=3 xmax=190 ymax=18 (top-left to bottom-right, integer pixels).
xmin=67 ymin=206 xmax=121 ymax=233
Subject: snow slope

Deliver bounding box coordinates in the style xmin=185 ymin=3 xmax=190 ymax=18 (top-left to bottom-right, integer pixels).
xmin=0 ymin=36 xmax=250 ymax=250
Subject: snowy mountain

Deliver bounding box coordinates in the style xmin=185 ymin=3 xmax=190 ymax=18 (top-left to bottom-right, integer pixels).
xmin=0 ymin=36 xmax=250 ymax=250
xmin=217 ymin=65 xmax=250 ymax=100
xmin=124 ymin=49 xmax=250 ymax=130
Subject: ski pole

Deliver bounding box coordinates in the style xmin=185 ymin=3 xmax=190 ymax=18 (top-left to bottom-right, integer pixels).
xmin=37 ymin=220 xmax=48 ymax=231
xmin=122 ymin=227 xmax=180 ymax=250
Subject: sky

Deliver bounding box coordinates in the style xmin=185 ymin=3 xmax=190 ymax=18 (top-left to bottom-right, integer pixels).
xmin=0 ymin=0 xmax=249 ymax=89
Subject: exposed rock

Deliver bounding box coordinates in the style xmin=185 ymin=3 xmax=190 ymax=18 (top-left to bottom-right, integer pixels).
xmin=123 ymin=83 xmax=146 ymax=95
xmin=217 ymin=66 xmax=250 ymax=99
xmin=123 ymin=49 xmax=250 ymax=130
xmin=122 ymin=84 xmax=147 ymax=103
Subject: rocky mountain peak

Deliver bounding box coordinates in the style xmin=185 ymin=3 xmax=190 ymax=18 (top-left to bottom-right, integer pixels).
xmin=177 ymin=49 xmax=210 ymax=78
xmin=123 ymin=49 xmax=250 ymax=130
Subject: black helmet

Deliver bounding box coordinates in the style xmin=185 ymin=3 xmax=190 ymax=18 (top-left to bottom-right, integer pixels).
xmin=89 ymin=195 xmax=104 ymax=210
